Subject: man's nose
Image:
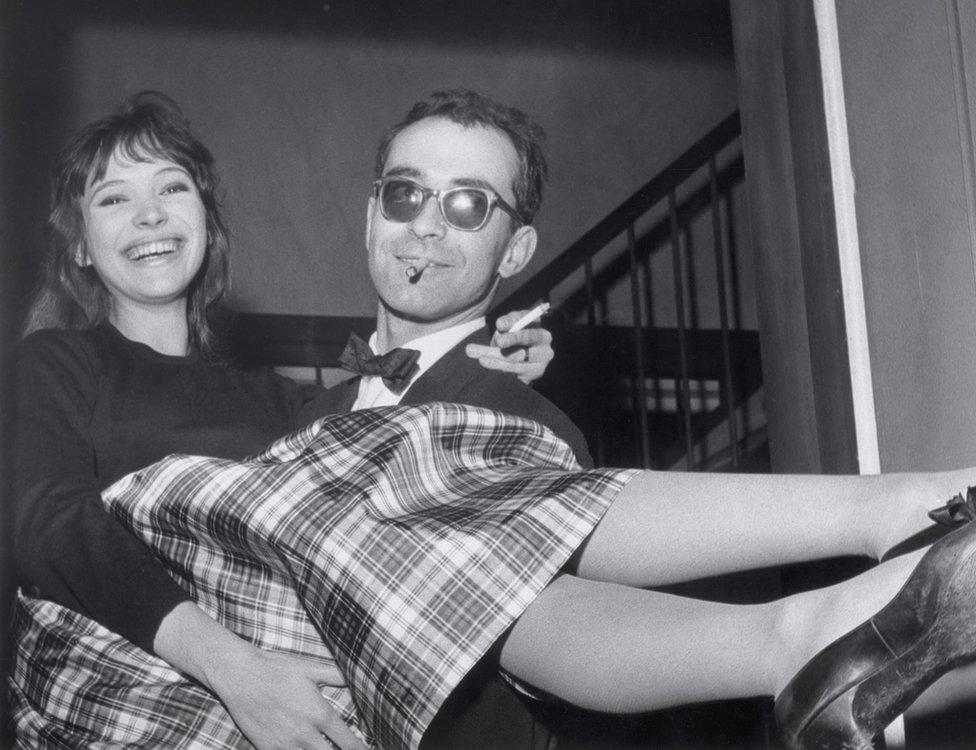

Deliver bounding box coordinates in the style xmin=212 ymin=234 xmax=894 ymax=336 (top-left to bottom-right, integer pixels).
xmin=408 ymin=195 xmax=447 ymax=239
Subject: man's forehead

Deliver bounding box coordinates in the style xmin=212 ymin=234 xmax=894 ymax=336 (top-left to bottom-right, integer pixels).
xmin=383 ymin=117 xmax=518 ymax=195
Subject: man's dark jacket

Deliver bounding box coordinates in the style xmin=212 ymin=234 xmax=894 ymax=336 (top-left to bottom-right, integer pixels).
xmin=300 ymin=327 xmax=592 ymax=467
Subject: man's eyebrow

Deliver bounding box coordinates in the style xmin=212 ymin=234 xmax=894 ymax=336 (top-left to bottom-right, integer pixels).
xmin=381 ymin=167 xmax=502 ymax=194
xmin=383 ymin=166 xmax=423 ymax=179
xmin=449 ymin=176 xmax=497 ymax=192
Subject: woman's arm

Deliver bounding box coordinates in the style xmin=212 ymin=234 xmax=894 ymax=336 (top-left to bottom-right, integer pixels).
xmin=12 ymin=331 xmax=190 ymax=651
xmin=155 ymin=602 xmax=366 ymax=750
xmin=13 ymin=332 xmax=364 ymax=750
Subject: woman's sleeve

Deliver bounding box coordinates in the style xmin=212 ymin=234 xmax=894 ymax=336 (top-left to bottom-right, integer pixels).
xmin=271 ymin=369 xmax=332 ymax=429
xmin=12 ymin=332 xmax=191 ymax=654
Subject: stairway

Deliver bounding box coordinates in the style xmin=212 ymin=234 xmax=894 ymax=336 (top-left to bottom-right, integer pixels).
xmin=495 ymin=110 xmax=767 ymax=473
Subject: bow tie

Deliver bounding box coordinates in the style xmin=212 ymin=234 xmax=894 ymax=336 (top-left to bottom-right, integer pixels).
xmin=338 ymin=333 xmax=420 ymax=394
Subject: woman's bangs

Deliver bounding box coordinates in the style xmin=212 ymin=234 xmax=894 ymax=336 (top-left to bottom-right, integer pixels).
xmin=86 ymin=130 xmax=192 ymax=187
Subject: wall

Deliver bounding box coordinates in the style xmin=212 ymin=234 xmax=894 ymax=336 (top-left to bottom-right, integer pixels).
xmin=3 ymin=0 xmax=740 ymax=323
xmin=837 ymin=0 xmax=976 ymax=471
xmin=730 ymin=0 xmax=859 ymax=473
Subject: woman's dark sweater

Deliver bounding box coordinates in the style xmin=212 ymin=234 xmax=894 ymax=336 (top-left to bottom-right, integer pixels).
xmin=13 ymin=324 xmax=311 ymax=653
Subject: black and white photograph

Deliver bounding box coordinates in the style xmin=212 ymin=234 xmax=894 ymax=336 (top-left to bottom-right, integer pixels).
xmin=3 ymin=2 xmax=976 ymax=748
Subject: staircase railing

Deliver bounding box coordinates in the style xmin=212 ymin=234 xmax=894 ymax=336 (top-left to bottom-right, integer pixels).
xmin=495 ymin=110 xmax=763 ymax=471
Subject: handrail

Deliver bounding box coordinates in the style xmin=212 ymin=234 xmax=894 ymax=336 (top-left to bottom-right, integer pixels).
xmin=496 ymin=111 xmax=742 ymax=313
xmin=546 ymin=155 xmax=744 ymax=320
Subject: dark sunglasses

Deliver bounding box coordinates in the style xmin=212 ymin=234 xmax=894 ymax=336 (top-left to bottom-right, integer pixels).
xmin=373 ymin=176 xmax=523 ymax=232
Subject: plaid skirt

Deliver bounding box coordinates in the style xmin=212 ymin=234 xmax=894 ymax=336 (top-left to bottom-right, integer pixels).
xmin=9 ymin=403 xmax=635 ymax=749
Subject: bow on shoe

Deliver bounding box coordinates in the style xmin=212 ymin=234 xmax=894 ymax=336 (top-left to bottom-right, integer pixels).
xmin=881 ymin=484 xmax=976 ymax=562
xmin=929 ymin=485 xmax=976 ymax=528
xmin=338 ymin=333 xmax=420 ymax=394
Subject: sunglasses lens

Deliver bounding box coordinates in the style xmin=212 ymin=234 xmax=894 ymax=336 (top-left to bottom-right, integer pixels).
xmin=443 ymin=188 xmax=489 ymax=230
xmin=380 ymin=180 xmax=425 ymax=222
xmin=378 ymin=179 xmax=494 ymax=230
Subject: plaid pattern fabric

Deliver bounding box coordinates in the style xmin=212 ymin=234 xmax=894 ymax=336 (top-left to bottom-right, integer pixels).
xmin=10 ymin=596 xmax=258 ymax=749
xmin=10 ymin=403 xmax=634 ymax=749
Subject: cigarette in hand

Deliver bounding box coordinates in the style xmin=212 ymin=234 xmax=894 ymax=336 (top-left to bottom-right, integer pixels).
xmin=506 ymin=302 xmax=550 ymax=333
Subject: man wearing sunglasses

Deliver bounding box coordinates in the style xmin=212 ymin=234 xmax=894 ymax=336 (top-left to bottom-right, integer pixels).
xmin=304 ymin=89 xmax=590 ymax=465
xmin=301 ymin=89 xmax=590 ymax=749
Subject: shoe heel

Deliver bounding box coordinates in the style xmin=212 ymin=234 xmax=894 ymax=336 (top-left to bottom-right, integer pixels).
xmin=794 ymin=683 xmax=877 ymax=749
xmin=852 ymin=541 xmax=976 ymax=734
xmin=775 ymin=620 xmax=893 ymax=749
xmin=777 ymin=521 xmax=976 ymax=750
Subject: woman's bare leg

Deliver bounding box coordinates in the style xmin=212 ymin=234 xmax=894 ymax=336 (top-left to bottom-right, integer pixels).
xmin=571 ymin=469 xmax=971 ymax=587
xmin=499 ymin=552 xmax=923 ymax=712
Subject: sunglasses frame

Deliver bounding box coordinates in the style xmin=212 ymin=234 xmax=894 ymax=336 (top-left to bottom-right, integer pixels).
xmin=373 ymin=176 xmax=524 ymax=232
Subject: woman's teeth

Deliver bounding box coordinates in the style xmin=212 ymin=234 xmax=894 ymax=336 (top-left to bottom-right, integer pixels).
xmin=126 ymin=239 xmax=180 ymax=261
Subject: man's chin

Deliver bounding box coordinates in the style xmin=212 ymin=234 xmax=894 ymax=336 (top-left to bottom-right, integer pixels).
xmin=378 ymin=297 xmax=486 ymax=327
xmin=384 ymin=306 xmax=450 ymax=325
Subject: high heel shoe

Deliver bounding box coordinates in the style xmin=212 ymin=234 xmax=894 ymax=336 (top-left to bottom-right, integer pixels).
xmin=880 ymin=485 xmax=976 ymax=562
xmin=775 ymin=518 xmax=976 ymax=750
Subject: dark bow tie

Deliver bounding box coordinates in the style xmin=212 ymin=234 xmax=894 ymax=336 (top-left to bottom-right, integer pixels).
xmin=338 ymin=333 xmax=420 ymax=394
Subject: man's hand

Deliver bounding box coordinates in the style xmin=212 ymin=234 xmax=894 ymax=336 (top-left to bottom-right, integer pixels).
xmin=466 ymin=309 xmax=555 ymax=385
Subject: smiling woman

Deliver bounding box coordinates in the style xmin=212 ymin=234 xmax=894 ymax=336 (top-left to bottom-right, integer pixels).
xmin=11 ymin=91 xmax=367 ymax=750
xmin=78 ymin=156 xmax=207 ymax=353
xmin=22 ymin=90 xmax=231 ymax=357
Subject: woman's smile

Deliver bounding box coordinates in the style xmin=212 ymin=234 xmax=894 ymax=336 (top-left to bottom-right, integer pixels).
xmin=124 ymin=237 xmax=184 ymax=262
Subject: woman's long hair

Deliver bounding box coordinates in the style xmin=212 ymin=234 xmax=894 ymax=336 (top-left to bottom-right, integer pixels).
xmin=22 ymin=91 xmax=232 ymax=357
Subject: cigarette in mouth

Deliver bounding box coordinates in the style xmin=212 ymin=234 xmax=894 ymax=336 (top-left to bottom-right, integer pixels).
xmin=406 ymin=263 xmax=430 ymax=283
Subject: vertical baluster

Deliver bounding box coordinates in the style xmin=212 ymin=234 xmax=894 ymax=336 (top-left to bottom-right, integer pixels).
xmin=670 ymin=191 xmax=695 ymax=469
xmin=583 ymin=260 xmax=607 ymax=466
xmin=710 ymin=156 xmax=740 ymax=468
xmin=584 ymin=256 xmax=596 ymax=327
xmin=627 ymin=225 xmax=652 ymax=468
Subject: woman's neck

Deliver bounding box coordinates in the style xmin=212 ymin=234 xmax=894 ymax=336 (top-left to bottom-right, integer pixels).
xmin=109 ymin=302 xmax=192 ymax=356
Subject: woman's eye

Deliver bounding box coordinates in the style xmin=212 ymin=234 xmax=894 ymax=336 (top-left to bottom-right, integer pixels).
xmin=97 ymin=195 xmax=125 ymax=207
xmin=162 ymin=182 xmax=191 ymax=195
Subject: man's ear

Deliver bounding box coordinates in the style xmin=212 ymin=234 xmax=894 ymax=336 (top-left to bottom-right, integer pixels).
xmin=497 ymin=225 xmax=538 ymax=279
xmin=365 ymin=195 xmax=377 ymax=250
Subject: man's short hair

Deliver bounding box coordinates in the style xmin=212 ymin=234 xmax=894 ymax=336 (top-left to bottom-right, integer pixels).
xmin=375 ymin=89 xmax=548 ymax=225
